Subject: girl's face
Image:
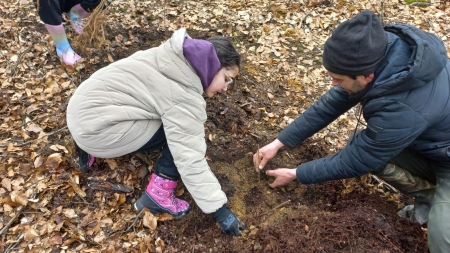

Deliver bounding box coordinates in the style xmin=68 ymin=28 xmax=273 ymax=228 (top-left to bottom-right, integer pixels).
xmin=205 ymin=66 xmax=239 ymax=97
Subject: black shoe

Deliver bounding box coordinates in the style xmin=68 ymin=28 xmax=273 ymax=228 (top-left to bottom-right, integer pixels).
xmin=65 ymin=136 xmax=95 ymax=173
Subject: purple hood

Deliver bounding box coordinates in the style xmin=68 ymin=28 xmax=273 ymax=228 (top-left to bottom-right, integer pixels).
xmin=183 ymin=39 xmax=221 ymax=90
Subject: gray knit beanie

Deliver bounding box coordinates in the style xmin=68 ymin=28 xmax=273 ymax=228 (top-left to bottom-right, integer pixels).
xmin=322 ymin=10 xmax=388 ymax=76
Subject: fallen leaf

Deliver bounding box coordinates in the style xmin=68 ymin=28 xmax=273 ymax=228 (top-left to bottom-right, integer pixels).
xmin=175 ymin=188 xmax=184 ymax=197
xmin=49 ymin=233 xmax=63 ymax=245
xmin=157 ymin=213 xmax=174 ymax=221
xmin=108 ymin=54 xmax=114 ymax=62
xmin=61 ymin=238 xmax=79 ymax=247
xmin=105 ymin=159 xmax=118 ymax=170
xmin=45 ymin=153 xmax=63 ymax=172
xmin=10 ymin=191 xmax=28 ymax=206
xmin=93 ymin=231 xmax=106 ymax=243
xmin=68 ymin=176 xmax=86 ymax=197
xmin=1 ymin=178 xmax=12 ymax=191
xmin=24 ymin=227 xmax=40 ymax=241
xmin=143 ymin=210 xmax=158 ymax=230
xmin=34 ymin=156 xmax=44 ymax=168
xmin=155 ymin=237 xmax=166 ymax=251
xmin=63 ymin=208 xmax=78 ymax=219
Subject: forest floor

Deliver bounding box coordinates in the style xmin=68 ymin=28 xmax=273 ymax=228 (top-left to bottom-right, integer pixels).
xmin=1 ymin=0 xmax=449 ymax=252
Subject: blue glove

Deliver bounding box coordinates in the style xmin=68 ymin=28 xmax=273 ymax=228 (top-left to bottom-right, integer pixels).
xmin=213 ymin=205 xmax=247 ymax=236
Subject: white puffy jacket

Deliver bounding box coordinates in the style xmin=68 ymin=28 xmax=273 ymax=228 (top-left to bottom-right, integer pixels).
xmin=67 ymin=29 xmax=227 ymax=213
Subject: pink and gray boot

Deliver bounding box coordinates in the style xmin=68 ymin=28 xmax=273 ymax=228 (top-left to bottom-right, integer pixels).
xmin=134 ymin=173 xmax=190 ymax=218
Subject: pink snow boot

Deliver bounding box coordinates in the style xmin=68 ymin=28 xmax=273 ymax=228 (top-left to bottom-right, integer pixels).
xmin=134 ymin=173 xmax=190 ymax=218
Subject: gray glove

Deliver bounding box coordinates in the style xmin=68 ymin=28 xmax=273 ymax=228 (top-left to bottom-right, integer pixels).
xmin=213 ymin=205 xmax=247 ymax=236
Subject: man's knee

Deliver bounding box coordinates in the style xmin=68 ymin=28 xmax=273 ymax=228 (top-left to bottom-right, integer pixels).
xmin=375 ymin=163 xmax=435 ymax=193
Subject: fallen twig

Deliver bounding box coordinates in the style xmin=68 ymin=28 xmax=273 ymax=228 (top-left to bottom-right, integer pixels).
xmin=379 ymin=231 xmax=404 ymax=253
xmin=17 ymin=126 xmax=68 ymax=147
xmin=87 ymin=178 xmax=133 ymax=193
xmin=10 ymin=45 xmax=33 ymax=78
xmin=249 ymin=133 xmax=260 ymax=139
xmin=124 ymin=209 xmax=145 ymax=233
xmin=4 ymin=232 xmax=24 ymax=253
xmin=246 ymin=199 xmax=291 ymax=220
xmin=0 ymin=205 xmax=25 ymax=237
xmin=372 ymin=175 xmax=399 ymax=193
xmin=70 ymin=202 xmax=94 ymax=205
xmin=62 ymin=67 xmax=79 ymax=88
xmin=0 ymin=189 xmax=37 ymax=236
xmin=0 ymin=114 xmax=50 ymax=138
xmin=0 ymin=47 xmax=11 ymax=73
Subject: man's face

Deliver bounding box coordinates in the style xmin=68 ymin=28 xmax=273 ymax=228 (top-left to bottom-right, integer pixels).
xmin=328 ymin=72 xmax=371 ymax=95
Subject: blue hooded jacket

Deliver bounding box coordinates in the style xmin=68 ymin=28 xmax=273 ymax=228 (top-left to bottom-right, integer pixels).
xmin=277 ymin=24 xmax=450 ymax=184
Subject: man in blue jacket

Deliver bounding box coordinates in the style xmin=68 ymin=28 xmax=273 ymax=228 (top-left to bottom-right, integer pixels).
xmin=253 ymin=10 xmax=450 ymax=252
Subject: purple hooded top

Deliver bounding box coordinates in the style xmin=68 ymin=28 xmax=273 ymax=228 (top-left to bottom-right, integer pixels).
xmin=183 ymin=39 xmax=221 ymax=90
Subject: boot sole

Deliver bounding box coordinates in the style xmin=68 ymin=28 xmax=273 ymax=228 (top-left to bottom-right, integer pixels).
xmin=134 ymin=194 xmax=190 ymax=219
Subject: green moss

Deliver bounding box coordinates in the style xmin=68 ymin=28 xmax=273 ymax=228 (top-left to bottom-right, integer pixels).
xmin=404 ymin=0 xmax=430 ymax=4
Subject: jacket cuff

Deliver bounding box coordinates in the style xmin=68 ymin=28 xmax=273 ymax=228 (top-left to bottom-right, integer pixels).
xmin=296 ymin=165 xmax=311 ymax=184
xmin=212 ymin=205 xmax=229 ymax=222
xmin=277 ymin=132 xmax=295 ymax=148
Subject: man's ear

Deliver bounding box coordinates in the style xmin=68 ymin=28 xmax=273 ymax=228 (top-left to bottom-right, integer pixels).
xmin=364 ymin=73 xmax=375 ymax=84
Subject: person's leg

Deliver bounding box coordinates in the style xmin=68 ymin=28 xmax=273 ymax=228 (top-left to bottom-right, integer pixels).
xmin=64 ymin=135 xmax=95 ymax=173
xmin=68 ymin=0 xmax=102 ymax=35
xmin=45 ymin=24 xmax=82 ymax=65
xmin=79 ymin=0 xmax=101 ymax=11
xmin=387 ymin=149 xmax=436 ymax=184
xmin=348 ymin=131 xmax=436 ymax=224
xmin=375 ymin=148 xmax=436 ymax=224
xmin=427 ymin=168 xmax=450 ymax=253
xmin=376 ymin=148 xmax=436 ymax=195
xmin=136 ymin=125 xmax=180 ymax=179
xmin=34 ymin=0 xmax=63 ymax=25
xmin=77 ymin=144 xmax=95 ymax=172
xmin=134 ymin=125 xmax=189 ymax=218
xmin=35 ymin=0 xmax=81 ymax=65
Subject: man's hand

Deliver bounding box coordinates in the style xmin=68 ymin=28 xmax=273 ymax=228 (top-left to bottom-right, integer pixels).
xmin=213 ymin=205 xmax=247 ymax=236
xmin=266 ymin=168 xmax=297 ymax=188
xmin=253 ymin=139 xmax=285 ymax=171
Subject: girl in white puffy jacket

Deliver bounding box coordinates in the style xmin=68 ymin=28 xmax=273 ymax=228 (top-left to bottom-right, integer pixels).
xmin=66 ymin=29 xmax=247 ymax=236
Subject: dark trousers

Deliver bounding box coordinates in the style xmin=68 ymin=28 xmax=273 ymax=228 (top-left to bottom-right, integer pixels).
xmin=349 ymin=131 xmax=450 ymax=252
xmin=136 ymin=125 xmax=180 ymax=180
xmin=388 ymin=148 xmax=450 ymax=253
xmin=34 ymin=0 xmax=100 ymax=25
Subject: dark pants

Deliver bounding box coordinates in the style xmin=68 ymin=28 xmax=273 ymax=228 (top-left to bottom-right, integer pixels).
xmin=136 ymin=125 xmax=180 ymax=180
xmin=388 ymin=148 xmax=450 ymax=253
xmin=349 ymin=131 xmax=450 ymax=252
xmin=34 ymin=0 xmax=100 ymax=25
